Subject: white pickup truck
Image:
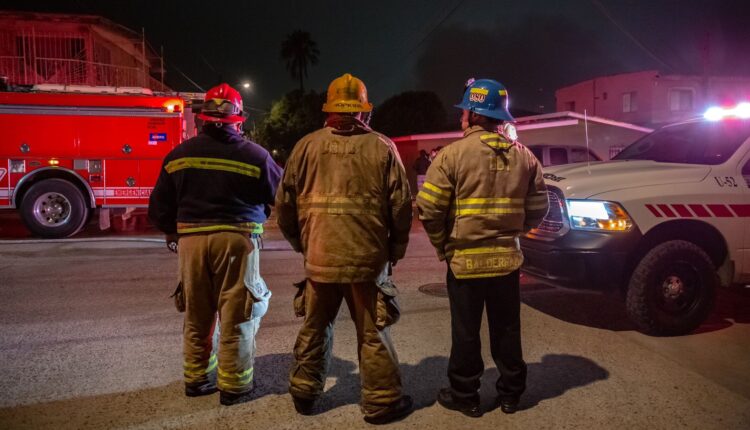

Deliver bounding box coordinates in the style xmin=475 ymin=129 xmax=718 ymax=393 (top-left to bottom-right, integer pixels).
xmin=520 ymin=106 xmax=750 ymax=335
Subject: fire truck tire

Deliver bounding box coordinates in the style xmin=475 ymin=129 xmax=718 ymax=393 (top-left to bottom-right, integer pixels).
xmin=19 ymin=179 xmax=89 ymax=239
xmin=625 ymin=240 xmax=717 ymax=336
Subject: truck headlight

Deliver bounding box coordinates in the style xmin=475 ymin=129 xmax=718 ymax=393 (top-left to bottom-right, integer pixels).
xmin=566 ymin=200 xmax=633 ymax=232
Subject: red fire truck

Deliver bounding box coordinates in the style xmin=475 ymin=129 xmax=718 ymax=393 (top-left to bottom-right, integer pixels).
xmin=0 ymin=84 xmax=201 ymax=238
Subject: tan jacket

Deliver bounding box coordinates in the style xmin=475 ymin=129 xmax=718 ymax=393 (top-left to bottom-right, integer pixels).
xmin=416 ymin=125 xmax=548 ymax=279
xmin=275 ymin=117 xmax=412 ymax=283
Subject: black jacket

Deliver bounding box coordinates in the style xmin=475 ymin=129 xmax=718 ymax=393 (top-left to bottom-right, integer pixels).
xmin=148 ymin=125 xmax=283 ymax=234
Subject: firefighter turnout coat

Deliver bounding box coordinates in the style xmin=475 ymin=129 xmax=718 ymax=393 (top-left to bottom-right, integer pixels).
xmin=275 ymin=116 xmax=412 ymax=283
xmin=417 ymin=125 xmax=548 ymax=279
xmin=149 ymin=125 xmax=282 ymax=234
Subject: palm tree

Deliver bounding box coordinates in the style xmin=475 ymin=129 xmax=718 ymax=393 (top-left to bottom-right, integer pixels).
xmin=280 ymin=30 xmax=320 ymax=92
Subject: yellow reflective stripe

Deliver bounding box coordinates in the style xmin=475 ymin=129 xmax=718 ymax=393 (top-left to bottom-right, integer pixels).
xmin=183 ymin=354 xmax=218 ymax=378
xmin=207 ymin=354 xmax=218 ymax=373
xmin=499 ymin=89 xmax=508 ymax=96
xmin=298 ymin=196 xmax=381 ymax=215
xmin=218 ymin=367 xmax=254 ymax=386
xmin=480 ymin=133 xmax=500 ymax=141
xmin=177 ymin=223 xmax=264 ymax=234
xmin=457 ymin=197 xmax=523 ymax=205
xmin=470 ymin=87 xmax=489 ymax=95
xmin=453 ymin=245 xmax=518 ymax=256
xmin=456 ymin=207 xmax=523 ymax=215
xmin=417 ymin=190 xmax=449 ymax=205
xmin=423 ymin=182 xmax=450 ymax=197
xmin=165 ymin=157 xmax=261 ymax=178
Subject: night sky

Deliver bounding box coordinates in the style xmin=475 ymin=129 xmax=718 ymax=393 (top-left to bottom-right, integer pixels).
xmin=4 ymin=0 xmax=750 ymax=117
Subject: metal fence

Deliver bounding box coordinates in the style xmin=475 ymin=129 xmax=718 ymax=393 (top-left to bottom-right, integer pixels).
xmin=0 ymin=28 xmax=168 ymax=91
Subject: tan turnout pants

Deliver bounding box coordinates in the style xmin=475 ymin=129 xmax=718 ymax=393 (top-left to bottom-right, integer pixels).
xmin=179 ymin=231 xmax=258 ymax=394
xmin=289 ymin=280 xmax=402 ymax=416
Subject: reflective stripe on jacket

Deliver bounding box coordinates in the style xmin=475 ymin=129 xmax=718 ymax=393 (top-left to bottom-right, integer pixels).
xmin=275 ymin=117 xmax=412 ymax=283
xmin=416 ymin=125 xmax=548 ymax=279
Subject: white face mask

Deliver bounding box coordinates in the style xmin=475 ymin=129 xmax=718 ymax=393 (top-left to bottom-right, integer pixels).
xmin=502 ymin=122 xmax=518 ymax=142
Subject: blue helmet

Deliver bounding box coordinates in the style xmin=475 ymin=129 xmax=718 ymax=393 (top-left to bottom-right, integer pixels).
xmin=455 ymin=78 xmax=514 ymax=121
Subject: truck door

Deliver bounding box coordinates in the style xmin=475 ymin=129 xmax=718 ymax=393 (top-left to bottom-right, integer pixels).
xmin=739 ymin=156 xmax=750 ymax=282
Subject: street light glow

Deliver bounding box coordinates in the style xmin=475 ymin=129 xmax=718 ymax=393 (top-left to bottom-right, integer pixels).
xmin=242 ymin=82 xmax=251 ymax=89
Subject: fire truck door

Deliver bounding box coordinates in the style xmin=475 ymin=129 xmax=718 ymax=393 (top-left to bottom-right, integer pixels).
xmin=103 ymin=159 xmax=142 ymax=206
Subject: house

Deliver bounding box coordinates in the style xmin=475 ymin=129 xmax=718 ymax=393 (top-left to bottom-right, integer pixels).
xmin=392 ymin=112 xmax=651 ymax=192
xmin=0 ymin=11 xmax=168 ymax=91
xmin=555 ymin=70 xmax=750 ymax=127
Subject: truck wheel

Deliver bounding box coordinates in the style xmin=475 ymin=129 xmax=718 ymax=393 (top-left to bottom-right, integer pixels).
xmin=19 ymin=179 xmax=89 ymax=238
xmin=626 ymin=240 xmax=717 ymax=336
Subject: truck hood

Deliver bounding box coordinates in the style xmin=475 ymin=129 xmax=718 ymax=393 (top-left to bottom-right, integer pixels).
xmin=542 ymin=160 xmax=711 ymax=199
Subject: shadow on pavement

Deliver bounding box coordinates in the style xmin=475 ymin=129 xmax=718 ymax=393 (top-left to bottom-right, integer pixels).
xmin=520 ymin=283 xmax=636 ymax=331
xmin=521 ymin=280 xmax=750 ymax=335
xmin=481 ymin=353 xmax=609 ymax=412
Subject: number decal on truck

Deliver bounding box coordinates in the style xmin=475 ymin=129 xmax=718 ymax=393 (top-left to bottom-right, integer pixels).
xmin=713 ymin=176 xmax=738 ymax=187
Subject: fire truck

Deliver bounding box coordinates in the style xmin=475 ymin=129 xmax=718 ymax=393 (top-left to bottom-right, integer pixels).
xmin=520 ymin=104 xmax=750 ymax=336
xmin=0 ymin=84 xmax=201 ymax=238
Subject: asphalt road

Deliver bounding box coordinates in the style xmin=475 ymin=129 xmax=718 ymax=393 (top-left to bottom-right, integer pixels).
xmin=0 ymin=223 xmax=749 ymax=429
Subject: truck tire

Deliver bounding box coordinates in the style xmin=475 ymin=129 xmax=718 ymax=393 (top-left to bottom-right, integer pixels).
xmin=19 ymin=179 xmax=89 ymax=238
xmin=626 ymin=240 xmax=717 ymax=336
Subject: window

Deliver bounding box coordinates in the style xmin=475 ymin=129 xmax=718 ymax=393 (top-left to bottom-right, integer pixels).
xmin=622 ymin=92 xmax=638 ymax=112
xmin=669 ymin=89 xmax=693 ymax=112
xmin=613 ymin=120 xmax=750 ymax=165
xmin=549 ymin=148 xmax=568 ymax=165
xmin=564 ymin=101 xmax=576 ymax=111
xmin=742 ymin=159 xmax=750 ymax=188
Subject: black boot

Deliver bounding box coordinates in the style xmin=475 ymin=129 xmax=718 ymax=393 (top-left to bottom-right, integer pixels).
xmin=219 ymin=389 xmax=254 ymax=406
xmin=292 ymin=396 xmax=315 ymax=415
xmin=437 ymin=387 xmax=482 ymax=418
xmin=497 ymin=395 xmax=520 ymax=414
xmin=185 ymin=380 xmax=217 ymax=397
xmin=363 ymin=395 xmax=414 ymax=425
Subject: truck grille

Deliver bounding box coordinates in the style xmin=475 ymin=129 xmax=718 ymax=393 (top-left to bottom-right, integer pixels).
xmin=537 ymin=187 xmax=565 ymax=233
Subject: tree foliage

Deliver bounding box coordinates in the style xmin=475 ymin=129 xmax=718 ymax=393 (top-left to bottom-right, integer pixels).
xmin=280 ymin=30 xmax=320 ymax=92
xmin=254 ymin=90 xmax=326 ymax=163
xmin=371 ymin=91 xmax=448 ymax=137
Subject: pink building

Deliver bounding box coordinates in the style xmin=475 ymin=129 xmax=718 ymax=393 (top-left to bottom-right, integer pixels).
xmin=556 ymin=70 xmax=750 ymax=127
xmin=0 ymin=11 xmax=168 ymax=91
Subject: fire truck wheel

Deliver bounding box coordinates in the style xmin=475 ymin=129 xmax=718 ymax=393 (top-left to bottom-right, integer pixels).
xmin=625 ymin=240 xmax=717 ymax=336
xmin=20 ymin=179 xmax=89 ymax=239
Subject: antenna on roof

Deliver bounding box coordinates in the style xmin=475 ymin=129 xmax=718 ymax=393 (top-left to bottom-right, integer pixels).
xmin=584 ymin=109 xmax=592 ymax=175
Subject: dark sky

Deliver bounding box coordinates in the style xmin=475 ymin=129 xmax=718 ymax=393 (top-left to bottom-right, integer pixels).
xmin=5 ymin=0 xmax=750 ymax=116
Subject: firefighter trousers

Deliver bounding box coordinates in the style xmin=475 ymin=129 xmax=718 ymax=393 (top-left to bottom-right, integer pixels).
xmin=445 ymin=268 xmax=526 ymax=401
xmin=289 ymin=280 xmax=403 ymax=416
xmin=179 ymin=231 xmax=259 ymax=394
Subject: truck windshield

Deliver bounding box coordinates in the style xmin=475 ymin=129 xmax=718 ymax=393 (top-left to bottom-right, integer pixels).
xmin=613 ymin=120 xmax=750 ymax=165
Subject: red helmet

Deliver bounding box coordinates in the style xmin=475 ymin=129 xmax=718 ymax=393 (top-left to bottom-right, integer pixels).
xmin=198 ymin=83 xmax=245 ymax=123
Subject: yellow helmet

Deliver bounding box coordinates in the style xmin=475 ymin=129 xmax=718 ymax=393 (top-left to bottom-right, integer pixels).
xmin=322 ymin=73 xmax=373 ymax=113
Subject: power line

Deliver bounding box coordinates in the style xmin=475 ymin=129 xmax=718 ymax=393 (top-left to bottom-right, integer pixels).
xmin=590 ymin=0 xmax=675 ymax=72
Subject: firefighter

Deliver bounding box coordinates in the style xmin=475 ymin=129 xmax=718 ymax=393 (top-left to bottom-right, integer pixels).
xmin=148 ymin=83 xmax=282 ymax=406
xmin=275 ymin=73 xmax=413 ymax=424
xmin=416 ymin=78 xmax=548 ymax=417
